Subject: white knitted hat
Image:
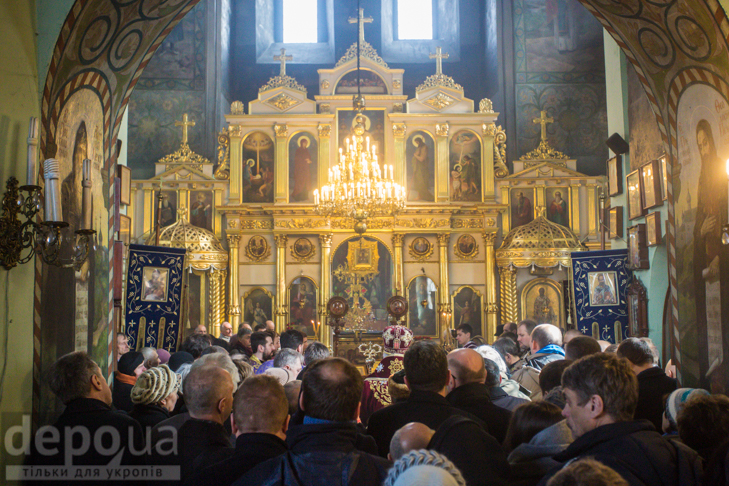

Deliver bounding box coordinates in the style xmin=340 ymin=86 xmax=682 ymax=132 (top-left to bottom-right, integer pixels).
xmin=131 ymin=364 xmax=180 ymax=405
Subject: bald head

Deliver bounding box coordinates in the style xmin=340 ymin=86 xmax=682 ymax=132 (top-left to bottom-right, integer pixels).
xmin=530 ymin=324 xmax=563 ymax=352
xmin=563 ymin=329 xmax=582 ymax=345
xmin=389 ymin=422 xmax=435 ymax=461
xmin=447 ymin=348 xmax=486 ymax=387
xmin=183 ymin=365 xmax=234 ymax=418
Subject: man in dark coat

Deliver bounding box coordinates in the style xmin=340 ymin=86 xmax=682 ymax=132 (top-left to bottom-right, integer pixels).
xmin=112 ymin=350 xmax=144 ymax=412
xmin=538 ymin=353 xmax=702 ymax=486
xmin=512 ymin=323 xmax=565 ymax=399
xmin=617 ymin=337 xmax=677 ymax=431
xmin=235 ymin=358 xmax=390 ymax=486
xmin=366 ymin=340 xmax=485 ymax=457
xmin=186 ymin=375 xmax=289 ymax=485
xmin=24 ymin=352 xmax=145 ymax=486
xmin=446 ymin=348 xmax=512 ymax=444
xmin=150 ymin=365 xmax=234 ymax=485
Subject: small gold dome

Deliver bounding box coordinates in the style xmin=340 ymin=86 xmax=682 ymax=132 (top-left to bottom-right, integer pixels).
xmin=496 ymin=215 xmax=586 ymax=269
xmin=147 ymin=217 xmax=228 ymax=271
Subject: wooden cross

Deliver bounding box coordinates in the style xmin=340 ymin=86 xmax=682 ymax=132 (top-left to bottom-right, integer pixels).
xmin=273 ymin=48 xmax=293 ymax=77
xmin=533 ymin=110 xmax=554 ymax=142
xmin=174 ymin=113 xmax=195 ymax=144
xmin=429 ymin=47 xmax=449 ymax=76
xmin=348 ymin=8 xmax=373 ymax=44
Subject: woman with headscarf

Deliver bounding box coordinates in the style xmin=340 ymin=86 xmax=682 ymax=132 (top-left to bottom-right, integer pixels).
xmin=113 ymin=351 xmax=145 ymax=412
xmin=129 ymin=364 xmax=180 ymax=430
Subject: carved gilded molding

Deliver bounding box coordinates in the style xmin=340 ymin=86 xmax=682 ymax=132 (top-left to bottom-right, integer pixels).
xmin=240 ymin=220 xmax=274 ymax=230
xmin=229 ymin=125 xmax=243 ymax=138
xmin=317 ymin=124 xmax=331 ymax=138
xmin=227 ymin=234 xmax=241 ymax=247
xmin=452 ymin=218 xmax=483 ymax=229
xmin=436 ymin=233 xmax=451 ymax=245
xmin=482 ymin=123 xmax=496 ymax=137
xmin=408 ymin=237 xmax=434 ymax=261
xmin=230 ymin=100 xmax=245 ymax=115
xmin=320 ymin=103 xmax=331 ymax=114
xmin=214 ymin=127 xmax=230 ymax=180
xmin=274 ymin=124 xmax=288 ymax=138
xmin=435 ymin=123 xmax=449 ymax=137
xmin=275 ymin=219 xmax=328 ymax=229
xmin=482 ymin=232 xmax=498 ymax=246
xmin=479 ymin=98 xmax=494 ymax=113
xmin=454 ymin=234 xmax=479 ymax=260
xmin=392 ymin=234 xmax=404 ymax=246
xmin=266 ymin=93 xmax=301 ymax=112
xmin=321 ymin=80 xmax=330 ymax=90
xmin=290 ymin=237 xmax=316 ymax=263
xmin=398 ymin=218 xmax=450 ymax=229
xmin=318 ymin=234 xmax=333 ymax=246
xmin=244 ymin=235 xmax=271 ymax=261
xmin=274 ymin=234 xmax=288 ymax=248
xmin=423 ymin=93 xmax=457 ymax=111
xmin=393 ymin=79 xmax=401 ymax=90
xmin=392 ymin=123 xmax=407 ymax=138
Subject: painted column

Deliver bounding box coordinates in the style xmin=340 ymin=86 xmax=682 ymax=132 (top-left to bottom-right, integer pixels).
xmin=437 ymin=232 xmax=451 ymax=336
xmin=227 ymin=234 xmax=241 ymax=329
xmin=318 ymin=124 xmax=331 ymax=189
xmin=435 ymin=123 xmax=450 ymax=202
xmin=274 ymin=234 xmax=288 ymax=332
xmin=274 ymin=124 xmax=288 ymax=203
xmin=392 ymin=234 xmax=405 ymax=296
xmin=319 ymin=234 xmax=333 ymax=350
xmin=393 ymin=123 xmax=406 ymax=186
xmin=483 ymin=232 xmax=498 ymax=343
xmin=499 ymin=265 xmax=518 ymax=324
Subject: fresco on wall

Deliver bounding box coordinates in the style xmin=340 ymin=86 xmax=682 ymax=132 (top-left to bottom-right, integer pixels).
xmin=406 ymin=131 xmax=435 ymax=202
xmin=243 ymin=288 xmax=274 ymax=328
xmin=242 ymin=132 xmax=274 ymax=203
xmin=627 ymin=64 xmax=664 ymax=171
xmin=449 ymin=131 xmax=481 ymax=202
xmin=546 ymin=187 xmax=569 ymax=228
xmin=675 ymin=84 xmax=729 ymax=393
xmin=40 ymin=90 xmax=109 ymax=425
xmin=288 ymin=132 xmax=317 ymax=203
xmin=511 ymin=188 xmax=535 ymax=229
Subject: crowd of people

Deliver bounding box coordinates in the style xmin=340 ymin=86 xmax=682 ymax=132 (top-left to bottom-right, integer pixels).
xmin=24 ymin=318 xmax=729 ymax=486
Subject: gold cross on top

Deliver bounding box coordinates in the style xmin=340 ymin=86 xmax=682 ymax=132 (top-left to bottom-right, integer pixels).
xmin=175 ymin=113 xmax=195 ymax=144
xmin=349 ymin=8 xmax=373 ymax=44
xmin=533 ymin=110 xmax=554 ymax=142
xmin=273 ymin=48 xmax=293 ymax=77
xmin=429 ymin=47 xmax=449 ymax=76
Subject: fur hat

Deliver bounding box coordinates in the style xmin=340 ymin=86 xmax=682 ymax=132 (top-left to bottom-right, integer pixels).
xmin=118 ymin=351 xmax=144 ymax=376
xmin=382 ymin=325 xmax=414 ymax=354
xmin=130 ymin=364 xmax=180 ymax=405
xmin=384 ymin=450 xmax=466 ymax=486
xmin=665 ymin=388 xmax=710 ymax=430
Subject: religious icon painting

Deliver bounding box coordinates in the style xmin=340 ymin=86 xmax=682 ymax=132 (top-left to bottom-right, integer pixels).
xmin=607 ymin=155 xmax=623 ymax=196
xmin=245 ymin=235 xmax=271 ymax=262
xmin=646 ymin=212 xmax=661 ymax=247
xmin=288 ymin=132 xmax=318 ymax=203
xmin=449 ymin=130 xmax=482 ymax=202
xmin=627 ymin=170 xmax=645 ymax=220
xmin=521 ymin=279 xmax=563 ymax=328
xmin=119 ymin=215 xmax=131 ymax=246
xmin=408 ymin=237 xmax=433 ymax=261
xmin=546 ymin=187 xmax=570 ymax=228
xmin=155 ymin=191 xmax=178 ymax=228
xmin=660 ymin=156 xmax=668 ymax=201
xmin=511 ymin=188 xmax=535 ymax=228
xmin=335 ymin=70 xmax=388 ymax=94
xmin=406 ymin=131 xmax=435 ymax=202
xmin=189 ymin=190 xmax=213 ymax=231
xmin=640 ymin=159 xmax=663 ymax=210
xmin=337 ymin=108 xmax=386 ymax=163
xmin=587 ymin=272 xmax=618 ymax=306
xmin=242 ymin=131 xmax=274 ymax=203
xmin=288 ymin=276 xmax=318 ymax=337
xmin=407 ymin=276 xmax=438 ymax=337
xmin=141 ymin=267 xmax=169 ymax=302
xmin=243 ymin=287 xmax=274 ymax=329
xmin=609 ymin=206 xmax=623 ymax=239
xmin=454 ymin=234 xmax=479 ymax=259
xmin=627 ymin=224 xmax=649 ymax=270
xmin=452 ymin=286 xmax=483 ymax=338
xmin=290 ymin=237 xmax=316 ymax=263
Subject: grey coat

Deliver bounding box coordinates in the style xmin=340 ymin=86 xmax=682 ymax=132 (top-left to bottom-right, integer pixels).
xmin=507 ymin=420 xmax=573 ymax=485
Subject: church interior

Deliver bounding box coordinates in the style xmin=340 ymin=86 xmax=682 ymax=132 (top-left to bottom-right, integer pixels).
xmin=3 ymin=0 xmax=729 ymax=471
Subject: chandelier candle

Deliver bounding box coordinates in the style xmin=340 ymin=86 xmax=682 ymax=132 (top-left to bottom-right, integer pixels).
xmin=26 ymin=117 xmax=38 ymax=186
xmin=43 ymin=159 xmax=63 ymax=222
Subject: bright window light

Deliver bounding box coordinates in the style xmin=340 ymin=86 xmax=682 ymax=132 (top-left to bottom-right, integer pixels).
xmin=397 ymin=0 xmax=433 ymax=40
xmin=282 ymin=0 xmax=318 ymax=44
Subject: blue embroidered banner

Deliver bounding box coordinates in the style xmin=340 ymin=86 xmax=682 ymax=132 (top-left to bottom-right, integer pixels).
xmin=124 ymin=244 xmax=186 ymax=352
xmin=570 ymin=249 xmax=631 ymax=343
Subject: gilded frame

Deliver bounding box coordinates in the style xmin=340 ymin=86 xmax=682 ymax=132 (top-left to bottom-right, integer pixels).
xmin=241 ymin=286 xmax=275 ymax=328
xmin=545 ymin=186 xmax=571 ymax=229
xmin=290 ymin=237 xmax=316 ymax=263
xmin=245 ymin=235 xmax=271 ymax=262
xmin=408 ymin=236 xmax=434 ymax=261
xmin=454 ymin=234 xmax=479 ymax=260
xmin=520 ymin=278 xmax=564 ymax=328
xmin=448 ymin=128 xmax=484 ymax=203
xmin=335 ymin=106 xmax=388 ymax=163
xmin=451 ymin=285 xmax=484 ymax=338
xmin=287 ymin=276 xmax=319 ymax=337
xmin=286 ymin=130 xmax=318 ymax=204
xmin=406 ymin=274 xmax=439 ymax=337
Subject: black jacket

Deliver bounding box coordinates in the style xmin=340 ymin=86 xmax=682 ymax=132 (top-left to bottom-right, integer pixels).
xmin=129 ymin=403 xmax=171 ymax=431
xmin=25 ymin=398 xmax=145 ymax=486
xmin=430 ymin=415 xmax=511 ymax=486
xmin=185 ymin=433 xmax=288 ymax=486
xmin=366 ymin=389 xmax=485 ymax=457
xmin=446 ymin=382 xmax=512 ymax=444
xmin=635 ymin=367 xmax=677 ymax=432
xmin=489 ymin=386 xmax=530 ymax=412
xmin=538 ymin=420 xmax=703 ymax=486
xmin=234 ymin=422 xmax=390 ymax=486
xmin=112 ymin=376 xmax=134 ymax=413
xmin=524 ymin=351 xmax=564 ymax=371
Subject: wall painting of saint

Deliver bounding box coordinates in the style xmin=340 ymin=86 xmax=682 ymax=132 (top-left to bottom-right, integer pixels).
xmin=452 ymin=286 xmax=482 ymax=338
xmin=407 ymin=276 xmax=438 ymax=337
xmin=337 ymin=109 xmax=386 ymax=166
xmin=243 ymin=288 xmax=274 ymax=329
xmin=242 ymin=132 xmax=274 ymax=203
xmin=189 ymin=190 xmax=213 ymax=231
xmin=289 ymin=132 xmax=318 ymax=203
xmin=406 ymin=131 xmax=435 ymax=202
xmin=511 ymin=188 xmax=535 ymax=229
xmin=449 ymin=130 xmax=481 ymax=201
xmin=546 ymin=187 xmax=569 ymax=228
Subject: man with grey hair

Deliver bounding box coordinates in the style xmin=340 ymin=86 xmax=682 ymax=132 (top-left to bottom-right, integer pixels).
xmin=273 ymin=348 xmax=303 ymax=376
xmin=219 ymin=321 xmax=233 ymax=342
xmin=192 ymin=351 xmax=241 ymax=390
xmin=141 ymin=346 xmax=160 ymax=369
xmin=512 ymin=323 xmax=565 ymax=400
xmin=297 ymin=341 xmax=330 ymax=380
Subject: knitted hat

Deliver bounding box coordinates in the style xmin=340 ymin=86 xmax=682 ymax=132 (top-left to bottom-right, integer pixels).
xmin=167 ymin=351 xmax=194 ymax=372
xmin=130 ymin=364 xmax=180 ymax=405
xmin=382 ymin=325 xmax=414 ymax=354
xmin=665 ymin=388 xmax=710 ymax=430
xmin=384 ymin=450 xmax=466 ymax=486
xmin=118 ymin=351 xmax=144 ymax=376
xmin=157 ymin=349 xmax=171 ymax=365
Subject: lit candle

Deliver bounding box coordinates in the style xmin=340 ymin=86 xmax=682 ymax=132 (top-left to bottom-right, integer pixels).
xmin=314 ymin=189 xmax=319 ymax=204
xmin=390 ymin=165 xmax=394 ymax=180
xmin=26 ymin=117 xmax=38 ymax=186
xmin=366 ymin=137 xmax=370 ymax=152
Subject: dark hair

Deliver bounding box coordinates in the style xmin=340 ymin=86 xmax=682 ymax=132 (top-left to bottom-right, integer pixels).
xmin=404 ymin=340 xmax=449 ymax=393
xmin=183 ymin=365 xmax=234 ymax=415
xmin=253 ymin=323 xmax=267 ymax=332
xmin=493 ymin=337 xmax=521 ymax=360
xmin=616 ymin=337 xmax=654 ymax=367
xmin=538 ymin=359 xmax=573 ymax=394
xmin=250 ymin=331 xmax=271 ymax=354
xmin=565 ymin=336 xmax=602 ymax=361
xmin=181 ymin=334 xmax=211 ymax=359
xmin=547 ymin=458 xmax=629 ymax=486
xmin=456 ymin=323 xmax=473 ymax=336
xmin=561 ymin=353 xmax=638 ymax=422
xmin=301 ymin=358 xmax=363 ymax=421
xmin=234 ymin=375 xmax=288 ymax=434
xmin=303 ymin=341 xmax=330 ymax=365
xmin=47 ymin=352 xmax=100 ymax=404
xmin=503 ymin=322 xmax=518 ymax=334
xmin=677 ymin=394 xmax=729 ymax=460
xmin=280 ymin=329 xmax=305 ymax=350
xmin=504 ymin=401 xmax=564 ymax=452
xmin=237 ymin=327 xmax=252 ymax=339
xmin=483 ymin=359 xmax=501 ymax=387
xmin=518 ymin=319 xmax=538 ymax=334
xmin=501 ymin=331 xmax=518 ymax=342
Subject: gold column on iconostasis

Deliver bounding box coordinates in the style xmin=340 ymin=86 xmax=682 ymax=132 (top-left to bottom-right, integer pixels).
xmin=587 ymin=183 xmax=597 ymax=237
xmin=317 ymin=124 xmax=331 ymax=189
xmin=319 ymin=234 xmax=333 ymax=350
xmin=143 ymin=187 xmax=153 ymax=235
xmin=392 ymin=234 xmax=405 ymax=295
xmin=482 ymin=123 xmax=495 ymax=200
xmin=274 ymin=234 xmax=288 ymax=332
xmin=210 ymin=269 xmax=227 ymax=336
xmin=229 ymin=125 xmax=242 ymax=204
xmin=274 ymin=124 xmax=288 ymax=204
xmin=571 ymin=185 xmax=581 ymax=236
xmin=499 ymin=265 xmax=518 ymax=324
xmin=227 ymin=234 xmax=241 ymax=328
xmin=483 ymin=232 xmax=498 ymax=343
xmin=435 ymin=123 xmax=450 ymax=202
xmin=393 ymin=123 xmax=406 ymax=186
xmin=436 ymin=232 xmax=451 ymax=335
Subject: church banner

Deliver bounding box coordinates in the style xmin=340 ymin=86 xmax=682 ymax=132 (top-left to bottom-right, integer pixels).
xmin=570 ymin=249 xmax=630 ymax=343
xmin=124 ymin=244 xmax=186 ymax=352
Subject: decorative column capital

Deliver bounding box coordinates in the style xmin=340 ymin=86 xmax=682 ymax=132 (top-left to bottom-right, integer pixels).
xmin=317 ymin=124 xmax=331 ymax=138
xmin=227 ymin=234 xmax=241 ymax=247
xmin=392 ymin=123 xmax=407 ymax=138
xmin=482 ymin=232 xmax=497 ymax=246
xmin=485 ymin=303 xmax=499 ymax=314
xmin=274 ymin=123 xmax=288 ymax=138
xmin=436 ymin=233 xmax=451 ymax=246
xmin=319 ymin=233 xmax=333 ymax=247
xmin=482 ymin=122 xmax=496 ymax=137
xmin=392 ymin=234 xmax=405 ymax=246
xmin=435 ymin=123 xmax=449 ymax=137
xmin=274 ymin=234 xmax=288 ymax=248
